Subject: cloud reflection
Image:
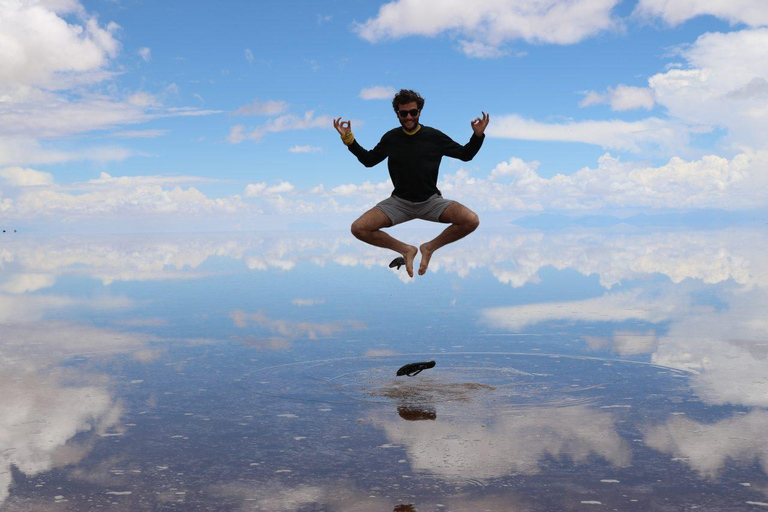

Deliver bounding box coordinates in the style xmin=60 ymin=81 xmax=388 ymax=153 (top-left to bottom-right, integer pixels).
xmin=0 ymin=367 xmax=122 ymax=503
xmin=5 ymin=231 xmax=767 ymax=317
xmin=0 ymin=272 xmax=156 ymax=505
xmin=371 ymin=405 xmax=630 ymax=479
xmin=644 ymin=411 xmax=768 ymax=479
xmin=482 ymin=287 xmax=689 ymax=331
xmin=231 ymin=310 xmax=365 ymax=339
xmin=4 ymin=227 xmax=768 ymax=291
xmin=5 ymin=228 xmax=768 ymax=421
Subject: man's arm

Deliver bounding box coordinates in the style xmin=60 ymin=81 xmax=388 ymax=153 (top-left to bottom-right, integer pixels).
xmin=334 ymin=117 xmax=387 ymax=167
xmin=347 ymin=137 xmax=387 ymax=168
xmin=439 ymin=132 xmax=485 ymax=162
xmin=440 ymin=111 xmax=490 ymax=162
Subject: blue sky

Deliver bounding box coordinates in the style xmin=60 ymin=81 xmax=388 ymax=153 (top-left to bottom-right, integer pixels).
xmin=1 ymin=0 xmax=767 ymax=230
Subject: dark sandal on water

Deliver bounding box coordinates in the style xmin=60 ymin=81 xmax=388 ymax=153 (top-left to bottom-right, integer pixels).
xmin=389 ymin=257 xmax=405 ymax=270
xmin=396 ymin=360 xmax=436 ymax=377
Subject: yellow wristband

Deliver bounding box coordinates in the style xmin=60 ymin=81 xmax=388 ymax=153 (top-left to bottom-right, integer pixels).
xmin=341 ymin=132 xmax=355 ymax=146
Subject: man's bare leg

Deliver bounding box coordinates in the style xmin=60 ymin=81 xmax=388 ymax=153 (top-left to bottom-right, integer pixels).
xmin=419 ymin=202 xmax=479 ymax=275
xmin=351 ymin=208 xmax=418 ymax=278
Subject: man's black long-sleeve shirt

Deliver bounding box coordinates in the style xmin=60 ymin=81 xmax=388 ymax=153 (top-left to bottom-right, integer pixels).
xmin=347 ymin=125 xmax=485 ymax=202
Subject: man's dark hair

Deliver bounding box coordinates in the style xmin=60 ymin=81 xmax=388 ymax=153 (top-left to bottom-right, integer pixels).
xmin=392 ymin=89 xmax=424 ymax=112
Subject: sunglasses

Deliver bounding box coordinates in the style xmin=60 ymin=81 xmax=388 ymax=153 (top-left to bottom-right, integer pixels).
xmin=397 ymin=108 xmax=420 ymax=118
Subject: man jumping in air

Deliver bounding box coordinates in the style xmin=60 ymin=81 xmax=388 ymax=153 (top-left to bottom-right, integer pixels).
xmin=333 ymin=89 xmax=489 ymax=278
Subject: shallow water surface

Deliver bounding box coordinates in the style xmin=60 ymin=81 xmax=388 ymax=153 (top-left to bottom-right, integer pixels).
xmin=1 ymin=225 xmax=768 ymax=510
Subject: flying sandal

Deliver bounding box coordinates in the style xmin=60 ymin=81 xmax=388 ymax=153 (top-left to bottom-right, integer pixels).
xmin=396 ymin=360 xmax=436 ymax=377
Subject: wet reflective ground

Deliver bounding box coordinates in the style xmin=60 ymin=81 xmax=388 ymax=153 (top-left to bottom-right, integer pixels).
xmin=2 ymin=224 xmax=768 ymax=511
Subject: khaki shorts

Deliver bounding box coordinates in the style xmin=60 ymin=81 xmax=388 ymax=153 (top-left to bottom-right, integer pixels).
xmin=375 ymin=193 xmax=455 ymax=226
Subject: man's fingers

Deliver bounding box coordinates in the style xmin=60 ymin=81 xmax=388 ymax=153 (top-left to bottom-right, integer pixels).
xmin=333 ymin=118 xmax=352 ymax=133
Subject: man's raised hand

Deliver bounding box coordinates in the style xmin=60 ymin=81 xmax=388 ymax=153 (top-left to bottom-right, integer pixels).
xmin=471 ymin=111 xmax=490 ymax=136
xmin=333 ymin=117 xmax=352 ymax=135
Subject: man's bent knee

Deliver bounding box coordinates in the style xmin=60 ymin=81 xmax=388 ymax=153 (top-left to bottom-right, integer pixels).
xmin=351 ymin=221 xmax=367 ymax=240
xmin=467 ymin=212 xmax=480 ymax=231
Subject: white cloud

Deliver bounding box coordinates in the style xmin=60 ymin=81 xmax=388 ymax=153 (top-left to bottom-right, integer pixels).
xmin=488 ymin=114 xmax=689 ymax=153
xmin=488 ymin=156 xmax=540 ymax=180
xmin=354 ymin=0 xmax=621 ymax=55
xmin=7 ymin=182 xmax=247 ymax=219
xmin=610 ymin=85 xmax=656 ymax=110
xmin=359 ymin=86 xmax=396 ymax=100
xmin=635 ymin=0 xmax=768 ymax=27
xmin=0 ymin=139 xmax=71 ymax=166
xmin=0 ymin=192 xmax=11 ymax=212
xmin=1 ymin=93 xmax=148 ymax=139
xmin=0 ymin=166 xmax=54 ymax=186
xmin=330 ymin=180 xmax=392 ymax=197
xmin=292 ymin=298 xmax=325 ymax=307
xmin=232 ymin=100 xmax=288 ymax=116
xmin=228 ymin=124 xmax=245 ymax=144
xmin=243 ymin=182 xmax=266 ymax=196
xmin=0 ymin=142 xmax=136 ymax=165
xmin=556 ymin=27 xmax=768 ymax=156
xmin=128 ymin=91 xmax=160 ymax=108
xmin=3 ymin=149 xmax=765 ymax=223
xmin=443 ymin=151 xmax=763 ymax=212
xmin=228 ymin=111 xmax=333 ymax=143
xmin=289 ymin=145 xmax=322 ymax=153
xmin=648 ymin=28 xmax=768 ymax=149
xmin=138 ymin=46 xmax=151 ymax=62
xmin=0 ymin=2 xmax=218 ymax=167
xmin=0 ymin=0 xmax=120 ymax=89
xmin=110 ymin=129 xmax=169 ymax=138
xmin=307 ymin=59 xmax=320 ymax=72
xmin=244 ymin=181 xmax=295 ymax=197
xmin=0 ymin=91 xmax=219 ymax=147
xmin=87 ymin=172 xmax=218 ymax=187
xmin=458 ymin=40 xmax=509 ymax=59
xmin=267 ymin=181 xmax=295 ymax=194
xmin=580 ymin=85 xmax=656 ymax=111
xmin=244 ymin=48 xmax=254 ymax=63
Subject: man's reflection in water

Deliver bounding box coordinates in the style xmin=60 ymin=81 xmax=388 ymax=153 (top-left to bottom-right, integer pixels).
xmin=398 ymin=406 xmax=436 ymax=421
xmin=393 ymin=399 xmax=431 ymax=512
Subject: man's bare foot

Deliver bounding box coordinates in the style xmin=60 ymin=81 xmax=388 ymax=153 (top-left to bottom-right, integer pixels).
xmin=403 ymin=245 xmax=418 ymax=278
xmin=418 ymin=243 xmax=434 ymax=275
